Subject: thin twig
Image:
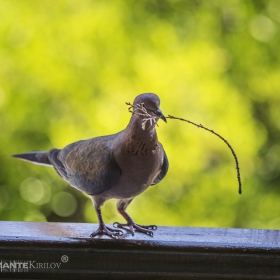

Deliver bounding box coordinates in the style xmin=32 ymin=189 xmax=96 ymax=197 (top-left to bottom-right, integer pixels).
xmin=167 ymin=115 xmax=242 ymax=194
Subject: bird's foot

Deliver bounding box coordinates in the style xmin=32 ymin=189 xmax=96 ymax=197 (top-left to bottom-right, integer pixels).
xmin=90 ymin=224 xmax=124 ymax=239
xmin=113 ymin=222 xmax=157 ymax=237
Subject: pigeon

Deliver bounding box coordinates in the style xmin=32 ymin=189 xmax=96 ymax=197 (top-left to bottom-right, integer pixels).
xmin=12 ymin=93 xmax=168 ymax=238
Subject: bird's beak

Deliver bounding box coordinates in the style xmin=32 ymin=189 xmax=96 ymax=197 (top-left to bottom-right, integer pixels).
xmin=155 ymin=109 xmax=167 ymax=123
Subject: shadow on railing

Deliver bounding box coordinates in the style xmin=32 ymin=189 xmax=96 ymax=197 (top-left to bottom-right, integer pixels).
xmin=0 ymin=221 xmax=280 ymax=279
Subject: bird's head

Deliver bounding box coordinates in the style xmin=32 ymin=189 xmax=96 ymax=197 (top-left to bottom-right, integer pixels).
xmin=132 ymin=93 xmax=167 ymax=125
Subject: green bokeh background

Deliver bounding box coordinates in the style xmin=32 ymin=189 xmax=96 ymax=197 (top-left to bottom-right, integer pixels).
xmin=1 ymin=0 xmax=280 ymax=229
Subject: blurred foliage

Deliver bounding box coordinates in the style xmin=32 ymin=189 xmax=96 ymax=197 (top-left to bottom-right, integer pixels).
xmin=1 ymin=0 xmax=280 ymax=230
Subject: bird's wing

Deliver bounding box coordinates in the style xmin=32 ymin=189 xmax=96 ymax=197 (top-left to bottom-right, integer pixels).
xmin=151 ymin=142 xmax=169 ymax=185
xmin=49 ymin=135 xmax=122 ymax=195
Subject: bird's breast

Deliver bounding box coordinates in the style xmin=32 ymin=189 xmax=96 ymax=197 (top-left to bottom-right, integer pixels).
xmin=104 ymin=140 xmax=163 ymax=199
xmin=122 ymin=133 xmax=159 ymax=157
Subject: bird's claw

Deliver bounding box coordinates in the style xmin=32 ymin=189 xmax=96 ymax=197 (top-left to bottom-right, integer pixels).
xmin=90 ymin=225 xmax=124 ymax=239
xmin=138 ymin=224 xmax=157 ymax=230
xmin=113 ymin=222 xmax=157 ymax=236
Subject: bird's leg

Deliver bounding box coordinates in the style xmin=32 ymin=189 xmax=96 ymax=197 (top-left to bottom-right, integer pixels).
xmin=113 ymin=199 xmax=157 ymax=236
xmin=90 ymin=207 xmax=124 ymax=239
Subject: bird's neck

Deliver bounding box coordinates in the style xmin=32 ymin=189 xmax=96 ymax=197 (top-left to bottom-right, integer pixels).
xmin=123 ymin=115 xmax=159 ymax=154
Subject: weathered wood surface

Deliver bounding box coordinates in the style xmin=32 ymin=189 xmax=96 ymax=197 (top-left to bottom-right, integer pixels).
xmin=0 ymin=221 xmax=280 ymax=279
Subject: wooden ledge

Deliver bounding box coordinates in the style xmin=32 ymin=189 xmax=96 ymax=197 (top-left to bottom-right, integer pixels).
xmin=0 ymin=221 xmax=280 ymax=279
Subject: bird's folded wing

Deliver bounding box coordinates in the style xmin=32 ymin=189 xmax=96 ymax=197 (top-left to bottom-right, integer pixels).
xmin=151 ymin=142 xmax=169 ymax=185
xmin=49 ymin=135 xmax=122 ymax=195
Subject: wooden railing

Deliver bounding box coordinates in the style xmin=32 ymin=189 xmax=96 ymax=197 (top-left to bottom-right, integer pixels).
xmin=0 ymin=221 xmax=280 ymax=279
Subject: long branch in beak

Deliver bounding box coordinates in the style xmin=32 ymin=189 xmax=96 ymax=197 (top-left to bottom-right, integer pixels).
xmin=155 ymin=109 xmax=167 ymax=123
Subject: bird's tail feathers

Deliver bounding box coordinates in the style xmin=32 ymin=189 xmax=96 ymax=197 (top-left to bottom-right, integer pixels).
xmin=12 ymin=151 xmax=52 ymax=167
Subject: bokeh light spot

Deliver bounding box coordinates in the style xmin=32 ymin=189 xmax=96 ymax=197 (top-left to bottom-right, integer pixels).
xmin=24 ymin=211 xmax=47 ymax=222
xmin=20 ymin=177 xmax=45 ymax=203
xmin=52 ymin=191 xmax=77 ymax=217
xmin=249 ymin=15 xmax=276 ymax=42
